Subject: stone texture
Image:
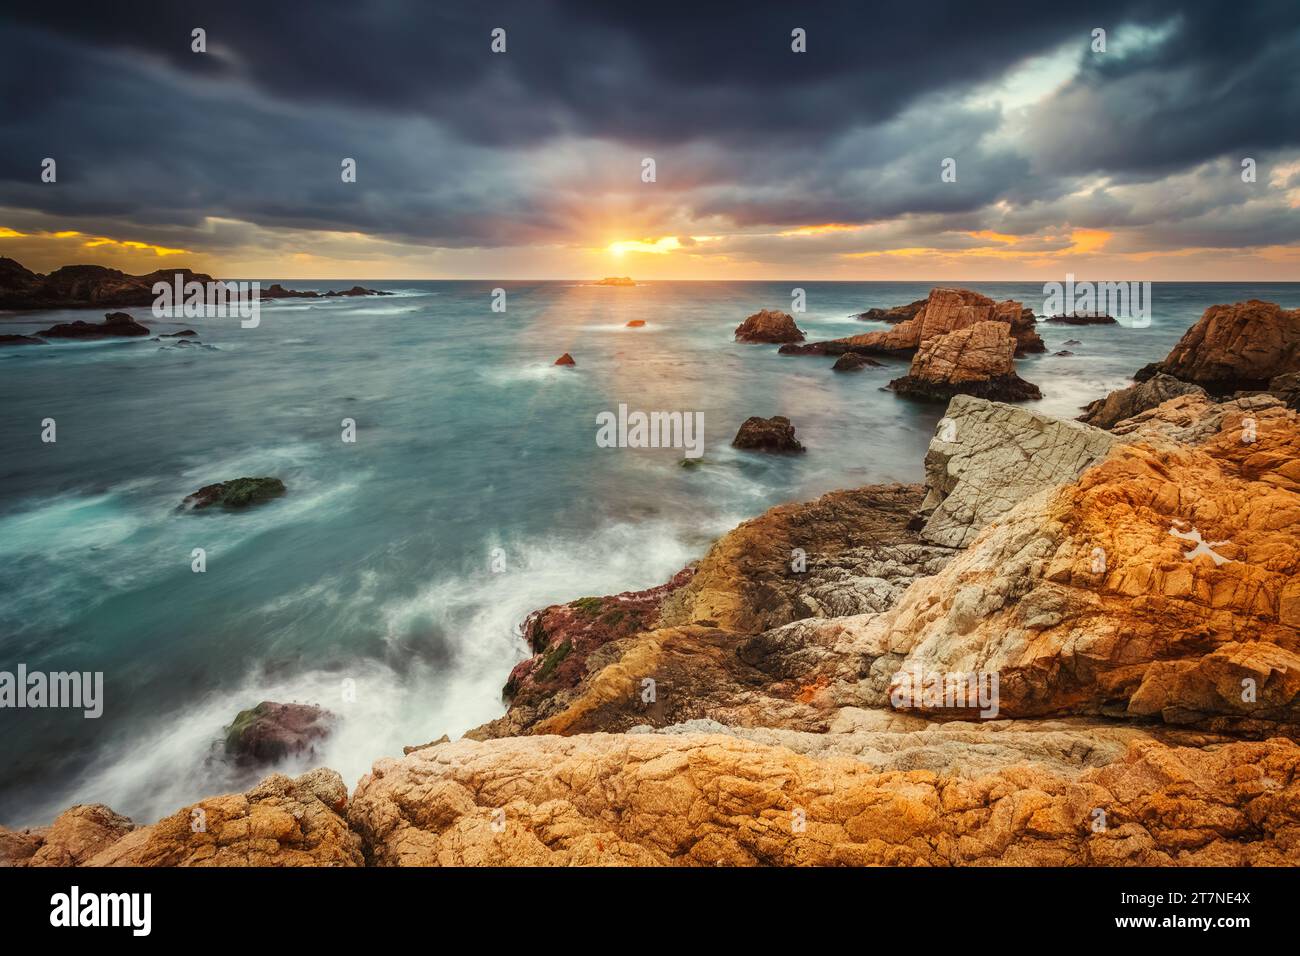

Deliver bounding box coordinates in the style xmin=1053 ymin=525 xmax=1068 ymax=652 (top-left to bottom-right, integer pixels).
xmin=857 ymin=398 xmax=1300 ymax=731
xmin=918 ymin=395 xmax=1118 ymax=548
xmin=1136 ymin=300 xmax=1300 ymax=393
xmin=1 ymin=769 xmax=362 ymax=867
xmin=348 ymin=731 xmax=1300 ymax=866
xmin=889 ymin=321 xmax=1041 ymax=402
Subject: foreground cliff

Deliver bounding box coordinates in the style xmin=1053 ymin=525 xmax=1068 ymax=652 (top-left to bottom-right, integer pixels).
xmin=5 ymin=308 xmax=1300 ymax=866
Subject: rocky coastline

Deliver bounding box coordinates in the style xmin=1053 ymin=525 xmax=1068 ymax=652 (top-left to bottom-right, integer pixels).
xmin=4 ymin=296 xmax=1299 ymax=867
xmin=0 ymin=257 xmax=387 ymax=313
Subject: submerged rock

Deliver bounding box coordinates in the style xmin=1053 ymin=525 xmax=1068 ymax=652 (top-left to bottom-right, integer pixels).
xmin=831 ymin=352 xmax=882 ymax=372
xmin=732 ymin=415 xmax=805 ymax=453
xmin=37 ymin=311 xmax=149 ymax=339
xmin=0 ymin=334 xmax=47 ymax=346
xmin=734 ymin=309 xmax=805 ymax=344
xmin=595 ymin=276 xmax=636 ymax=287
xmin=224 ymin=701 xmax=335 ymax=766
xmin=1045 ymin=313 xmax=1116 ymax=324
xmin=182 ymin=476 xmax=286 ymax=510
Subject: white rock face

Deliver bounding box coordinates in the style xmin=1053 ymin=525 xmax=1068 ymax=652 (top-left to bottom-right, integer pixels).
xmin=919 ymin=395 xmax=1118 ymax=548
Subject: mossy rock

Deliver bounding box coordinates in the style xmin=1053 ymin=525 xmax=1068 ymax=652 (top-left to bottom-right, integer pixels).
xmin=184 ymin=476 xmax=286 ymax=510
xmin=536 ymin=640 xmax=572 ymax=681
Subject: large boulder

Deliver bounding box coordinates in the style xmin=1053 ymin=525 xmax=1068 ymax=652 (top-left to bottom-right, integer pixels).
xmin=1078 ymin=373 xmax=1208 ymax=429
xmin=888 ymin=321 xmax=1041 ymax=403
xmin=918 ymin=394 xmax=1118 ymax=548
xmin=37 ymin=311 xmax=150 ymax=339
xmin=1135 ymin=299 xmax=1300 ymax=393
xmin=224 ymin=701 xmax=335 ymax=766
xmin=735 ymin=309 xmax=805 ymax=344
xmin=731 ymin=415 xmax=805 ymax=452
xmin=182 ymin=477 xmax=286 ymax=510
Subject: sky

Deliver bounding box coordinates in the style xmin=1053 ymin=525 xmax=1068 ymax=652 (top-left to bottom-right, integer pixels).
xmin=1 ymin=0 xmax=1298 ymax=281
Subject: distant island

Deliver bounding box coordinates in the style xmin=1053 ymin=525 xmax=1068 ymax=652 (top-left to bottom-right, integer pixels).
xmin=0 ymin=257 xmax=388 ymax=311
xmin=594 ymin=276 xmax=636 ymax=287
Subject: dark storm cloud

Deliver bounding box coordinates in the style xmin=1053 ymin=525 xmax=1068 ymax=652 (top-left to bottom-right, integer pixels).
xmin=1 ymin=0 xmax=1298 ymax=254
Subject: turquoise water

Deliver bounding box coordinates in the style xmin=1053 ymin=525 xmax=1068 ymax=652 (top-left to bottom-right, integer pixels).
xmin=2 ymin=279 xmax=1297 ymax=825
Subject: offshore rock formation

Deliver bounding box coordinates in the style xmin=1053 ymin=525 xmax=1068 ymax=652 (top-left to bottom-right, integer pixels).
xmin=1136 ymin=300 xmax=1300 ymax=393
xmin=888 ymin=321 xmax=1041 ymax=403
xmin=731 ymin=415 xmax=805 ymax=452
xmin=1078 ymin=373 xmax=1207 ymax=429
xmin=37 ymin=311 xmax=150 ymax=339
xmin=182 ymin=476 xmax=286 ymax=510
xmin=0 ymin=259 xmax=216 ymax=310
xmin=855 ymin=298 xmax=927 ymax=324
xmin=261 ymin=283 xmax=389 ymax=299
xmin=831 ymin=352 xmax=881 ymax=372
xmin=734 ymin=309 xmax=805 ymax=344
xmin=0 ymin=257 xmax=383 ymax=309
xmin=1046 ymin=313 xmax=1116 ymax=325
xmin=785 ymin=288 xmax=1043 ymax=359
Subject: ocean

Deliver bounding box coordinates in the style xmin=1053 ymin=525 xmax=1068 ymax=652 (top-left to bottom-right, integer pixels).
xmin=2 ymin=279 xmax=1297 ymax=825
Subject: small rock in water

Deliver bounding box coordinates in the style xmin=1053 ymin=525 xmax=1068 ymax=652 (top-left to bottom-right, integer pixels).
xmin=832 ymin=352 xmax=882 ymax=372
xmin=554 ymin=352 xmax=576 ymax=366
xmin=732 ymin=415 xmax=806 ymax=453
xmin=224 ymin=701 xmax=334 ymax=766
xmin=182 ymin=476 xmax=286 ymax=510
xmin=626 ymin=319 xmax=646 ymax=328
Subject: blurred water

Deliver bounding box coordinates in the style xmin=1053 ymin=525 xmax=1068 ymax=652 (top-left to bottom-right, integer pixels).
xmin=1 ymin=279 xmax=1296 ymax=824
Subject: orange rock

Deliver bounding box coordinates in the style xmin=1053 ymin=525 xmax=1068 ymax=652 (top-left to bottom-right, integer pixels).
xmin=554 ymin=352 xmax=576 ymax=366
